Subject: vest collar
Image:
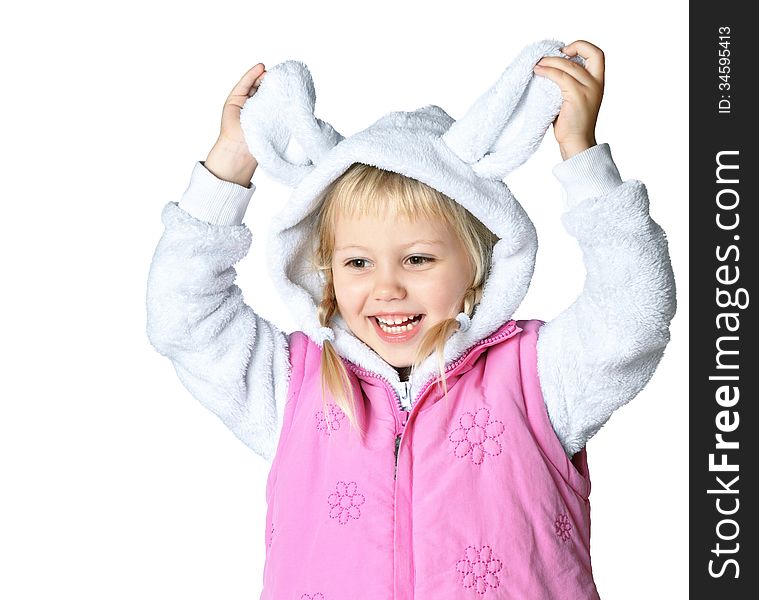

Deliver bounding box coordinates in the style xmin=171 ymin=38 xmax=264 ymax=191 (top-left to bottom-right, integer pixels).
xmin=344 ymin=320 xmax=524 ymax=407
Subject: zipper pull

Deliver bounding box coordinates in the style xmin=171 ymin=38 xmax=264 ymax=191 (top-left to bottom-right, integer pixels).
xmin=394 ymin=382 xmax=411 ymax=480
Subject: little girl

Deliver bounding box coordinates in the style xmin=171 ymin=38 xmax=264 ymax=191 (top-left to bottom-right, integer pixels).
xmin=147 ymin=39 xmax=676 ymax=599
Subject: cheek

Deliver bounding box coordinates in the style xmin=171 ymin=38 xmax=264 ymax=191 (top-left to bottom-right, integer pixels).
xmin=419 ymin=270 xmax=467 ymax=299
xmin=416 ymin=275 xmax=468 ymax=315
xmin=332 ymin=276 xmax=363 ymax=309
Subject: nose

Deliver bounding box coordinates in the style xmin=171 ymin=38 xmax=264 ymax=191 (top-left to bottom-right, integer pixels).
xmin=372 ymin=265 xmax=406 ymax=301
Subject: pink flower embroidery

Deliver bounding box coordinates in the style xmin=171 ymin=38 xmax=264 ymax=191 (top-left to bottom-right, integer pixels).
xmin=301 ymin=594 xmax=325 ymax=600
xmin=449 ymin=408 xmax=505 ymax=465
xmin=315 ymin=403 xmax=346 ymax=435
xmin=555 ymin=513 xmax=572 ymax=542
xmin=327 ymin=481 xmax=365 ymax=525
xmin=456 ymin=545 xmax=502 ymax=594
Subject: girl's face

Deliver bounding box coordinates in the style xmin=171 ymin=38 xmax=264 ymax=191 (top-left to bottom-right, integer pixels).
xmin=331 ymin=209 xmax=474 ymax=369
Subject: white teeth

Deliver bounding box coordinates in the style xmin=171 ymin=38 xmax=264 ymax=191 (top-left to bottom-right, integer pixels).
xmin=376 ymin=315 xmax=421 ymax=333
xmin=377 ymin=314 xmax=418 ymax=325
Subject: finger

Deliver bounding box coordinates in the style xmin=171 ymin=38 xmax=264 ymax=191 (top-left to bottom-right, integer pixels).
xmin=533 ymin=65 xmax=584 ymax=96
xmin=228 ymin=63 xmax=266 ymax=99
xmin=253 ymin=71 xmax=266 ymax=87
xmin=536 ymin=57 xmax=596 ymax=89
xmin=561 ymin=40 xmax=605 ymax=84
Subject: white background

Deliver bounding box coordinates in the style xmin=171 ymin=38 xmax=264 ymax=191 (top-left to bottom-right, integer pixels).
xmin=1 ymin=1 xmax=688 ymax=598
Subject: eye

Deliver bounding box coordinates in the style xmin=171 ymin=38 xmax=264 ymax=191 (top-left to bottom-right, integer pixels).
xmin=345 ymin=258 xmax=369 ymax=269
xmin=408 ymin=255 xmax=434 ymax=266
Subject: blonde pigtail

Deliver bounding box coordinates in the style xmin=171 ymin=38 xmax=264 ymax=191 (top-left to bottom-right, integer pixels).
xmin=316 ymin=276 xmax=366 ymax=441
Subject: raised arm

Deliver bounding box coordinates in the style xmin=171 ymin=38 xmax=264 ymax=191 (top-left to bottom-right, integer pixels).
xmin=536 ymin=143 xmax=677 ymax=457
xmin=146 ymin=160 xmax=291 ymax=461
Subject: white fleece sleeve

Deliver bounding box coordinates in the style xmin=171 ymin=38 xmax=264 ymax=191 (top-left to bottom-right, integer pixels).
xmin=145 ymin=161 xmax=291 ymax=462
xmin=536 ymin=143 xmax=677 ymax=458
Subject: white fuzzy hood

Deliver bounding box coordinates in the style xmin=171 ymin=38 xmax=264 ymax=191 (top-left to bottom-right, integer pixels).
xmin=239 ymin=39 xmax=581 ymax=393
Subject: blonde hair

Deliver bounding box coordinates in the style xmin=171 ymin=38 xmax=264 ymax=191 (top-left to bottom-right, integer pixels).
xmin=309 ymin=163 xmax=499 ymax=439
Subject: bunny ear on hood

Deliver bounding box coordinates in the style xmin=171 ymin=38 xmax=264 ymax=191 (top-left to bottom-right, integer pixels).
xmin=239 ymin=60 xmax=345 ymax=187
xmin=240 ymin=40 xmax=574 ymax=391
xmin=444 ymin=39 xmax=584 ymax=178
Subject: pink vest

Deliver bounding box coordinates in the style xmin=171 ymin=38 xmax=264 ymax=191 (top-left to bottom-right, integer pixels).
xmin=261 ymin=319 xmax=600 ymax=599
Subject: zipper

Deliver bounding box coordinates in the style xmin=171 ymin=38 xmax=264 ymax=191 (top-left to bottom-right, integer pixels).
xmin=394 ymin=434 xmax=402 ymax=479
xmin=339 ymin=366 xmax=409 ymax=479
xmin=344 ymin=320 xmax=520 ymax=479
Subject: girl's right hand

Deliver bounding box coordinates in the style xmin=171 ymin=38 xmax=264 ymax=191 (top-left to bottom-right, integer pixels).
xmin=204 ymin=63 xmax=267 ymax=187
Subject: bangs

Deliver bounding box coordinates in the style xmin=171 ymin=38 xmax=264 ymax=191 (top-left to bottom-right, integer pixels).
xmin=322 ymin=162 xmax=456 ymax=227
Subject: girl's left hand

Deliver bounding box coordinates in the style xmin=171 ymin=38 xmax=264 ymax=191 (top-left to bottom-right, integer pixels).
xmin=534 ymin=40 xmax=605 ymax=160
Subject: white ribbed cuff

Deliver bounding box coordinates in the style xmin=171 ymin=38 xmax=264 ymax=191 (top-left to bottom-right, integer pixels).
xmin=178 ymin=161 xmax=256 ymax=226
xmin=552 ymin=143 xmax=623 ymax=210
